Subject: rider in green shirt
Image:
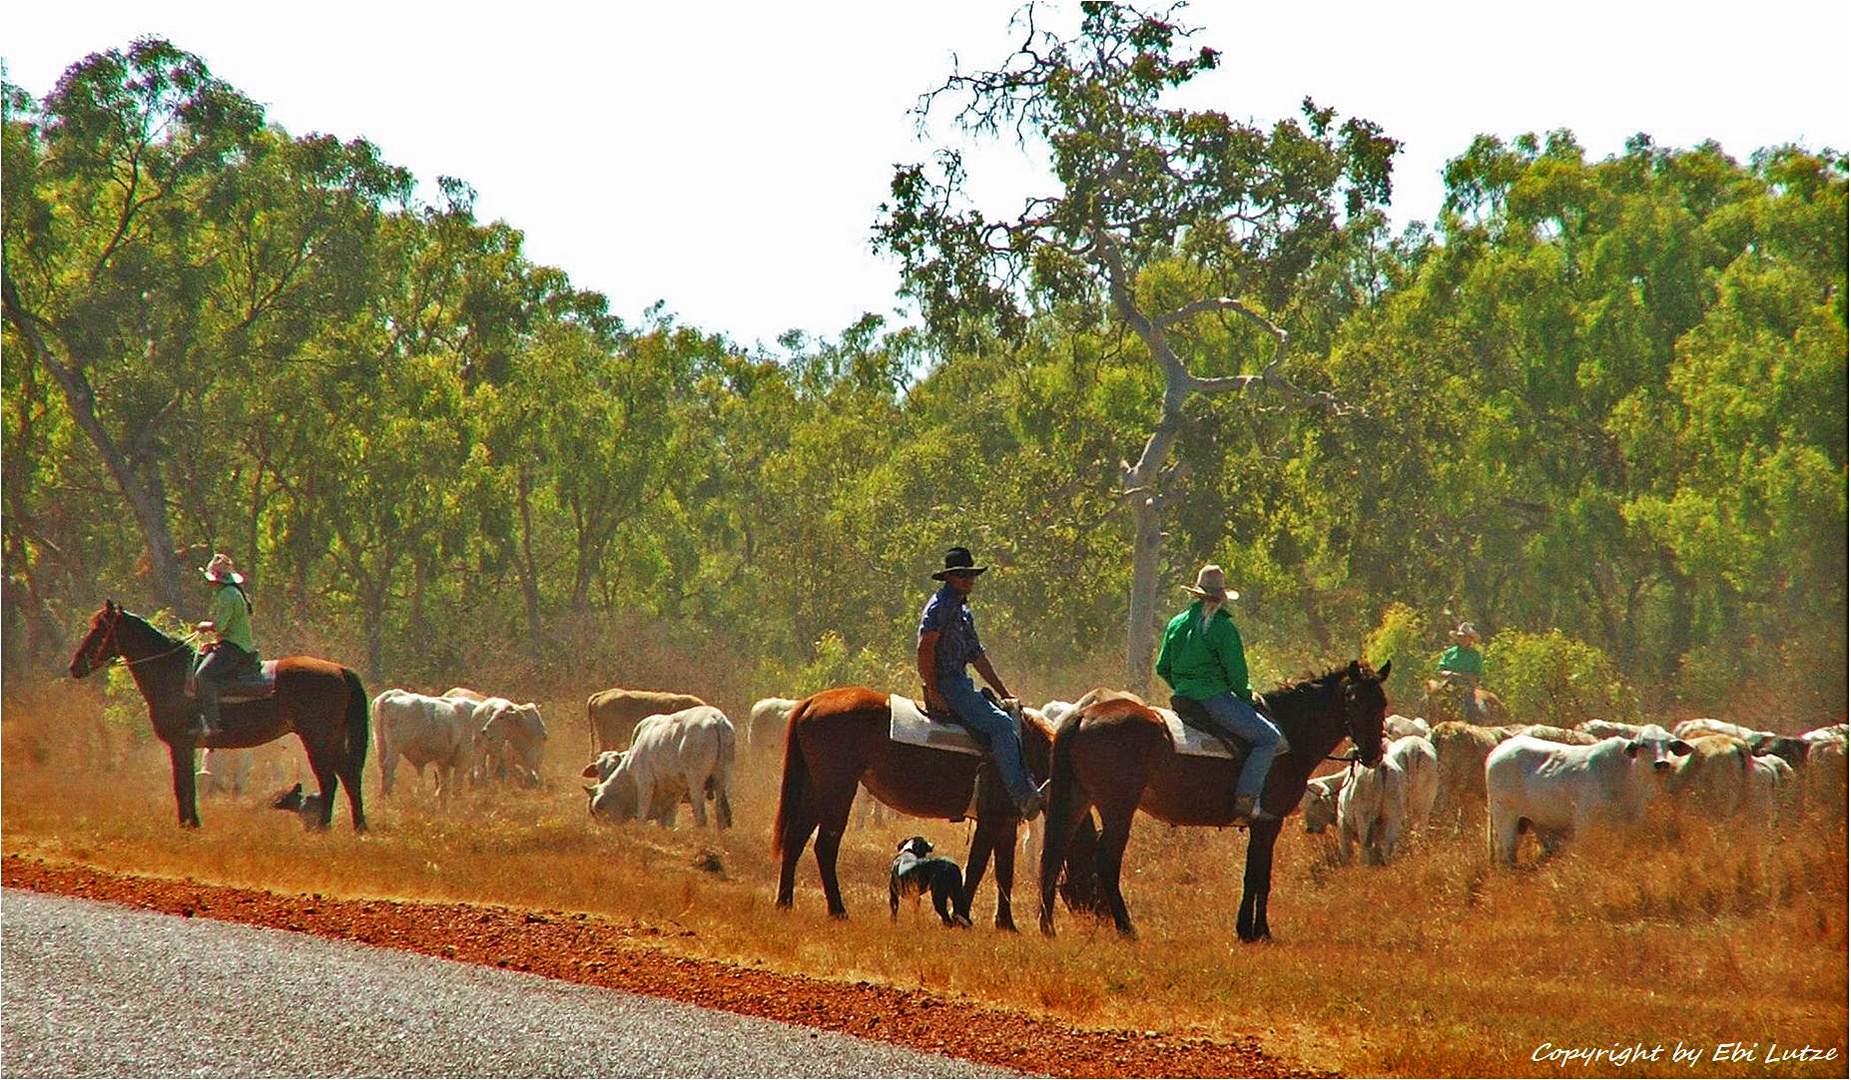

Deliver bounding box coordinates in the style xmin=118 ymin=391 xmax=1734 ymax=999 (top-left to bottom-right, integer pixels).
xmin=192 ymin=552 xmax=260 ymax=737
xmin=1437 ymin=621 xmax=1484 ymax=722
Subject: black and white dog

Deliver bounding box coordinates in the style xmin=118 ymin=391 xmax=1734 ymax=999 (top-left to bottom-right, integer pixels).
xmin=889 ymin=836 xmax=970 ymax=927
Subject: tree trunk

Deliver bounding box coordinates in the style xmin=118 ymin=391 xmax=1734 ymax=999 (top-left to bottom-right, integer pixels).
xmin=515 ymin=464 xmax=542 ymax=637
xmin=3 ymin=279 xmax=185 ymax=611
xmin=1124 ymin=492 xmax=1165 ymax=695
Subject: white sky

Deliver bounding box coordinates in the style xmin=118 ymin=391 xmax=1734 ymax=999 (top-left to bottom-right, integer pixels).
xmin=5 ymin=1 xmax=1847 ymax=351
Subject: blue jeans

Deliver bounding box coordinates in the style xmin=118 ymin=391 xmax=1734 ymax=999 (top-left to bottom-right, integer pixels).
xmin=1198 ymin=690 xmax=1284 ymax=801
xmin=937 ymin=673 xmax=1036 ymax=804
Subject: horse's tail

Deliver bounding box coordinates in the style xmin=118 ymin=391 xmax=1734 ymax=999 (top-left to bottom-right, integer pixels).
xmin=1039 ymin=708 xmax=1086 ymax=899
xmin=770 ymin=695 xmax=814 ymax=860
xmin=342 ymin=669 xmax=370 ymax=774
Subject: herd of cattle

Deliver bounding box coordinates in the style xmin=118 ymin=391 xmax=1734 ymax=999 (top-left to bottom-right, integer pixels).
xmin=195 ymin=680 xmax=1849 ymax=869
xmin=1298 ymin=714 xmax=1848 ymax=864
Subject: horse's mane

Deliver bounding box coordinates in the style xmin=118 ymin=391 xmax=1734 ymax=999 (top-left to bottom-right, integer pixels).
xmin=1261 ymin=663 xmax=1371 ymax=714
xmin=113 ymin=607 xmax=196 ymax=658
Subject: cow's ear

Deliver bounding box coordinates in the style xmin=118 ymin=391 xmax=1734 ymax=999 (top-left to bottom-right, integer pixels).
xmin=1672 ymin=740 xmax=1693 ymax=757
xmin=581 ymin=762 xmax=599 ymax=779
xmin=1625 ymin=740 xmax=1641 ymax=759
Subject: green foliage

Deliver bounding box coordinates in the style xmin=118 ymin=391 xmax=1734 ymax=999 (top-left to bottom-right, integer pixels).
xmin=3 ymin=31 xmax=1843 ymax=729
xmin=1489 ymin=628 xmax=1638 ymax=726
xmin=1362 ymin=603 xmax=1431 ymax=710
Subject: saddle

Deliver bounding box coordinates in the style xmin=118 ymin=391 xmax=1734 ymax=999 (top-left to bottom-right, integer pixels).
xmin=188 ymin=660 xmax=281 ymax=704
xmin=1166 ymin=697 xmax=1246 ymax=760
xmin=1165 ymin=695 xmax=1290 ymax=761
xmin=889 ymin=694 xmax=986 ymax=757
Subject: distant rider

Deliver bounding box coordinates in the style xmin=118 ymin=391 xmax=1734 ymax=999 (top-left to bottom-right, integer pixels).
xmin=1437 ymin=621 xmax=1485 ymax=723
xmin=192 ymin=552 xmax=260 ymax=738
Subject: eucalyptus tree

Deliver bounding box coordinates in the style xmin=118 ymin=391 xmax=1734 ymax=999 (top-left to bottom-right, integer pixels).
xmin=2 ymin=41 xmax=408 ymax=611
xmin=876 ymin=3 xmax=1395 ymax=690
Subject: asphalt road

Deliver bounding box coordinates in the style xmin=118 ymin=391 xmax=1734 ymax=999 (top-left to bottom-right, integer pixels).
xmin=1 ymin=888 xmax=1021 ymax=1078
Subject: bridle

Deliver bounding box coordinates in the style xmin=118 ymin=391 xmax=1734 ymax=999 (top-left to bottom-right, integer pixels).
xmin=78 ymin=607 xmax=195 ymax=673
xmin=1334 ymin=676 xmax=1385 ymax=768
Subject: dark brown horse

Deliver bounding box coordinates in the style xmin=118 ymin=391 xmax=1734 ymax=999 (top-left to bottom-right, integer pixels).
xmin=772 ymin=687 xmax=1097 ymax=929
xmin=67 ymin=601 xmax=370 ymax=830
xmin=1037 ymin=660 xmax=1391 ymax=942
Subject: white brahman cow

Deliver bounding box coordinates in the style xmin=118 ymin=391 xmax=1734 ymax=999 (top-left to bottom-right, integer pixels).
xmin=1485 ymin=725 xmax=1692 ymax=864
xmin=588 ymin=705 xmax=736 ymax=829
xmin=374 ymin=689 xmax=480 ymax=806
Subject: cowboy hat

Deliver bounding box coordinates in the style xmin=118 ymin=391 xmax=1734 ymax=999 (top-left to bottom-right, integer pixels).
xmin=1181 ymin=564 xmax=1238 ymax=602
xmin=931 ymin=546 xmax=987 ymax=581
xmin=1452 ymin=621 xmax=1479 ymax=641
xmin=199 ymin=552 xmax=245 ymax=586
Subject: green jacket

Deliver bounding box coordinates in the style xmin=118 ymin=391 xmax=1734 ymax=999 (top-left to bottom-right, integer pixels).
xmin=1438 ymin=643 xmax=1482 ymax=680
xmin=1155 ymin=600 xmax=1250 ymax=701
xmin=210 ymin=583 xmax=257 ymax=655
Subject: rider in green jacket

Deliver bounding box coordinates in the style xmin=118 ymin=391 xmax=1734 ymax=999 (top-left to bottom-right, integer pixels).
xmin=1155 ymin=564 xmax=1283 ymax=824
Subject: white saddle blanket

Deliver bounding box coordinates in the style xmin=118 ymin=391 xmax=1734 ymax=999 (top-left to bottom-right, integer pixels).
xmin=1155 ymin=707 xmax=1237 ymax=760
xmin=888 ymin=694 xmax=985 ymax=758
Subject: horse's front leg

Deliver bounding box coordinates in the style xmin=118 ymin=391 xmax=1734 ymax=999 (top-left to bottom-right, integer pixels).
xmin=1236 ymin=818 xmax=1283 ymax=942
xmin=961 ymin=823 xmax=995 ymax=927
xmin=167 ymin=741 xmax=201 ymax=828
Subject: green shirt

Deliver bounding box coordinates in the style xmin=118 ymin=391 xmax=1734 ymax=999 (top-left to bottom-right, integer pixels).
xmin=1438 ymin=643 xmax=1482 ymax=680
xmin=211 ymin=584 xmax=257 ymax=655
xmin=1155 ymin=600 xmax=1250 ymax=701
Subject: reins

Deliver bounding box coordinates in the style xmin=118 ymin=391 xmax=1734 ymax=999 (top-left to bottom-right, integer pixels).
xmin=93 ymin=610 xmax=200 ymax=670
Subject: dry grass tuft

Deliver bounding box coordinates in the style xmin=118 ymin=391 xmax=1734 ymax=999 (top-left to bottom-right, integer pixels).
xmin=3 ymin=687 xmax=1845 ymax=1077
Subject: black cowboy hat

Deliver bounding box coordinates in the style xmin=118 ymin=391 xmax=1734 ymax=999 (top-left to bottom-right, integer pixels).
xmin=931 ymin=546 xmax=988 ymax=581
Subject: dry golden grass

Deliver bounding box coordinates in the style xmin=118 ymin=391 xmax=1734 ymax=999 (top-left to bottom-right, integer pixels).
xmin=3 ymin=687 xmax=1845 ymax=1078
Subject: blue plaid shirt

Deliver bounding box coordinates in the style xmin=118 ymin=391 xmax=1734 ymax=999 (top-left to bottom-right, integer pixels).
xmin=918 ymin=584 xmax=984 ymax=684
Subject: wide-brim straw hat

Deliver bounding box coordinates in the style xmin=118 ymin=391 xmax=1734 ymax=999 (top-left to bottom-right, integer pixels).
xmin=1452 ymin=621 xmax=1479 ymax=641
xmin=1181 ymin=563 xmax=1238 ymax=602
xmin=200 ymin=552 xmax=245 ymax=586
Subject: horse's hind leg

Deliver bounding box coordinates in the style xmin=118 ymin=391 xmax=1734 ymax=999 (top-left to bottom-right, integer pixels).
xmin=813 ymin=826 xmax=849 ymax=918
xmin=775 ymin=813 xmax=818 ymax=910
xmin=301 ymin=739 xmax=339 ymax=831
xmin=1095 ymin=810 xmax=1137 ymax=939
xmin=1038 ymin=797 xmax=1092 ymax=936
xmin=337 ymin=748 xmax=367 ymax=833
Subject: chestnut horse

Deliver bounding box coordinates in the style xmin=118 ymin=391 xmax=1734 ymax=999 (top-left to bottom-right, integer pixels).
xmin=67 ymin=601 xmax=370 ymax=830
xmin=1038 ymin=659 xmax=1391 ymax=942
xmin=772 ymin=686 xmax=1097 ymax=929
xmin=1421 ymin=674 xmax=1511 ymax=726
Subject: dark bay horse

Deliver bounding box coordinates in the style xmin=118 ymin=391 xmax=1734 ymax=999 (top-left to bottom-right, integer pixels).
xmin=772 ymin=686 xmax=1097 ymax=929
xmin=67 ymin=600 xmax=370 ymax=831
xmin=1037 ymin=659 xmax=1391 ymax=942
